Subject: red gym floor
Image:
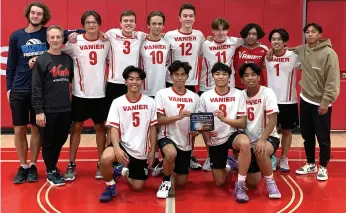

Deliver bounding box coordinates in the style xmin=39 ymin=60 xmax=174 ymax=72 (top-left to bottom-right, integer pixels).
xmin=1 ymin=147 xmax=346 ymax=213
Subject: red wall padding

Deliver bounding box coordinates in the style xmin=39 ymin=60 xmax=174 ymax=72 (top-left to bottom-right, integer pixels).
xmin=1 ymin=0 xmax=345 ymax=129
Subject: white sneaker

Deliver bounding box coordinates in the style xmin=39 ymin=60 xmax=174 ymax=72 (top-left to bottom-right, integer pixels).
xmin=202 ymin=157 xmax=211 ymax=172
xmin=317 ymin=166 xmax=328 ymax=181
xmin=190 ymin=156 xmax=202 ymax=170
xmin=279 ymin=156 xmax=290 ymax=172
xmin=152 ymin=161 xmax=163 ymax=177
xmin=156 ymin=181 xmax=172 ymax=198
xmin=296 ymin=163 xmax=317 ymax=175
xmin=95 ymin=162 xmax=103 ymax=179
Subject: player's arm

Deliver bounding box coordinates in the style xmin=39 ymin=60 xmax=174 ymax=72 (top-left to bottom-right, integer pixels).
xmin=6 ymin=34 xmax=18 ymax=96
xmin=157 ymin=113 xmax=183 ymax=125
xmin=219 ymin=115 xmax=246 ymax=129
xmin=31 ymin=58 xmax=45 ymax=127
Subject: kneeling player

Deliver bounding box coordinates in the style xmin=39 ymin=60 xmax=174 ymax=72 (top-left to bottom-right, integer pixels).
xmin=98 ymin=66 xmax=157 ymax=202
xmin=199 ymin=63 xmax=252 ymax=202
xmin=155 ymin=61 xmax=199 ymax=198
xmin=240 ymin=63 xmax=281 ymax=199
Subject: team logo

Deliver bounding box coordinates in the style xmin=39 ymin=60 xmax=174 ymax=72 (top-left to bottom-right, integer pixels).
xmin=21 ymin=39 xmax=47 ymax=58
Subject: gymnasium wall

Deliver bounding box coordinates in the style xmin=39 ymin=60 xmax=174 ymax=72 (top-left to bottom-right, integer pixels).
xmin=1 ymin=0 xmax=345 ymax=130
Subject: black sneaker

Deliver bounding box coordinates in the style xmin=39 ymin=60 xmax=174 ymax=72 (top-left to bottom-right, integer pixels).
xmin=47 ymin=170 xmax=65 ymax=186
xmin=26 ymin=165 xmax=39 ymax=182
xmin=13 ymin=166 xmax=27 ymax=184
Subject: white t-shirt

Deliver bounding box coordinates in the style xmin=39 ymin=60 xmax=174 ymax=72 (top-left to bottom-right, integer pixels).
xmin=265 ymin=50 xmax=300 ymax=104
xmin=106 ymin=94 xmax=157 ymax=160
xmin=63 ymin=34 xmax=111 ymax=98
xmin=200 ymin=36 xmax=244 ymax=91
xmin=164 ymin=29 xmax=205 ymax=86
xmin=140 ymin=38 xmax=169 ymax=96
xmin=242 ymin=86 xmax=280 ymax=147
xmin=155 ymin=87 xmax=199 ymax=151
xmin=198 ymin=87 xmax=246 ymax=146
xmin=106 ymin=29 xmax=146 ymax=84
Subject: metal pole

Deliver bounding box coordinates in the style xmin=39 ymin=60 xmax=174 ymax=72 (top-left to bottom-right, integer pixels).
xmin=302 ymin=0 xmax=307 ymax=44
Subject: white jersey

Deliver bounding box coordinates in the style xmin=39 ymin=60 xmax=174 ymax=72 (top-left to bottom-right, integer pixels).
xmin=265 ymin=50 xmax=300 ymax=104
xmin=200 ymin=37 xmax=244 ymax=91
xmin=106 ymin=94 xmax=157 ymax=160
xmin=63 ymin=34 xmax=110 ymax=98
xmin=243 ymin=86 xmax=280 ymax=147
xmin=156 ymin=87 xmax=199 ymax=151
xmin=198 ymin=87 xmax=246 ymax=146
xmin=164 ymin=29 xmax=205 ymax=86
xmin=140 ymin=38 xmax=169 ymax=96
xmin=106 ymin=29 xmax=146 ymax=84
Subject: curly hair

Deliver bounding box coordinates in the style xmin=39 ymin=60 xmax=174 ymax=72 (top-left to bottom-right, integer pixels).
xmin=24 ymin=2 xmax=51 ymax=26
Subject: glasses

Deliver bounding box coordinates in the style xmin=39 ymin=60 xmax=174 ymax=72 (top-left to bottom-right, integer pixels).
xmin=85 ymin=21 xmax=98 ymax=25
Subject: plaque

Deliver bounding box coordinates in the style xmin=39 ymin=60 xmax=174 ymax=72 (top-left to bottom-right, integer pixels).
xmin=190 ymin=113 xmax=214 ymax=131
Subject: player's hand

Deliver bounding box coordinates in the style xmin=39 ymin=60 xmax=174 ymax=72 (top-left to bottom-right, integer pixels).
xmin=36 ymin=113 xmax=46 ymax=127
xmin=178 ymin=109 xmax=191 ymax=120
xmin=99 ymin=31 xmax=109 ymax=41
xmin=209 ymin=131 xmax=217 ymax=137
xmin=114 ymin=147 xmax=129 ymax=166
xmin=68 ymin=32 xmax=78 ymax=44
xmin=7 ymin=90 xmax=10 ymax=103
xmin=213 ymin=110 xmax=225 ymax=121
xmin=254 ymin=139 xmax=267 ymax=158
xmin=265 ymin=49 xmax=273 ymax=61
xmin=147 ymin=151 xmax=155 ymax=168
xmin=190 ymin=131 xmax=199 ymax=137
xmin=318 ymin=105 xmax=328 ymax=115
xmin=28 ymin=56 xmax=38 ymax=69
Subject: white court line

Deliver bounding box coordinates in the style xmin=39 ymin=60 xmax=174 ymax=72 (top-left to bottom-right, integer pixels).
xmin=37 ymin=182 xmax=50 ymax=213
xmin=277 ymin=176 xmax=296 ymax=213
xmin=45 ymin=185 xmax=61 ymax=213
xmin=2 ymin=159 xmax=346 ymax=163
xmin=165 ymin=197 xmax=175 ymax=213
xmin=288 ymin=175 xmax=304 ymax=213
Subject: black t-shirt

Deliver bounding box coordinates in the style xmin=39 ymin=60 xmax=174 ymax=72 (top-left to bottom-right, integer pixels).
xmin=32 ymin=51 xmax=74 ymax=114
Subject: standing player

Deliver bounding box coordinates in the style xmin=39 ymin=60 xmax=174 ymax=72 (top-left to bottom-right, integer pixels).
xmin=233 ymin=23 xmax=268 ymax=90
xmin=155 ymin=61 xmax=199 ymax=198
xmin=62 ymin=10 xmax=111 ymax=181
xmin=32 ymin=25 xmax=74 ymax=186
xmin=99 ymin=66 xmax=157 ymax=202
xmin=199 ymin=63 xmax=252 ymax=202
xmin=199 ymin=18 xmax=244 ymax=171
xmin=140 ymin=11 xmax=169 ymax=173
xmin=6 ymin=2 xmax=83 ymax=184
xmin=240 ymin=63 xmax=281 ymax=199
xmin=265 ymin=28 xmax=300 ymax=172
xmin=164 ymin=3 xmax=205 ymax=169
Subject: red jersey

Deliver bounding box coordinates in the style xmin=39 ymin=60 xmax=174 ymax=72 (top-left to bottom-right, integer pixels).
xmin=232 ymin=44 xmax=268 ymax=89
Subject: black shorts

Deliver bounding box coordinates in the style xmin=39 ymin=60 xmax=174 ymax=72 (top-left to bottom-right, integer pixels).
xmin=105 ymin=83 xmax=127 ymax=116
xmin=166 ymin=82 xmax=196 ymax=93
xmin=9 ymin=91 xmax=36 ymax=126
xmin=277 ymin=104 xmax=299 ymax=130
xmin=209 ymin=131 xmax=245 ymax=169
xmin=158 ymin=138 xmax=191 ymax=175
xmin=108 ymin=142 xmax=148 ymax=180
xmin=248 ymin=136 xmax=280 ymax=173
xmin=72 ymin=95 xmax=106 ymax=124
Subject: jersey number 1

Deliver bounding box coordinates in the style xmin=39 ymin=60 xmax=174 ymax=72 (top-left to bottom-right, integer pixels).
xmin=216 ymin=51 xmax=226 ymax=63
xmin=274 ymin=64 xmax=280 ymax=76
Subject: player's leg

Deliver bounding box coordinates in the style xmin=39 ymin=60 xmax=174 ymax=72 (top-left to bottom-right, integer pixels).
xmin=172 ymin=148 xmax=191 ymax=187
xmin=27 ymin=101 xmax=40 ymax=182
xmin=149 ymin=96 xmax=162 ymax=177
xmin=10 ymin=91 xmax=31 ymax=183
xmin=64 ymin=95 xmax=87 ymax=181
xmin=229 ymin=133 xmax=252 ymax=203
xmin=209 ymin=142 xmax=230 ymax=186
xmin=91 ymin=97 xmax=107 ymax=179
xmin=99 ymin=146 xmax=118 ymax=202
xmin=278 ymin=103 xmax=299 ymax=172
xmin=157 ymin=138 xmax=177 ymax=198
xmin=245 ymin=149 xmax=262 ymax=188
xmin=254 ymin=137 xmax=281 ymax=199
xmin=296 ymin=98 xmax=318 ymax=175
xmin=313 ymin=104 xmax=332 ymax=181
xmin=120 ymin=156 xmax=148 ymax=192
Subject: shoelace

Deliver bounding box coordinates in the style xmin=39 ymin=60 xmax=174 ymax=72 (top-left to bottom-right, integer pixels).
xmin=267 ymin=181 xmax=278 ymax=192
xmin=104 ymin=185 xmax=114 ymax=194
xmin=236 ymin=183 xmax=248 ymax=194
xmin=319 ymin=167 xmax=326 ymax=174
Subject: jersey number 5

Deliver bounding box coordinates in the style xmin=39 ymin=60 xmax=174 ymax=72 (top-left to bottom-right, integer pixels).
xmin=132 ymin=112 xmax=140 ymax=127
xmin=89 ymin=51 xmax=97 ymax=65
